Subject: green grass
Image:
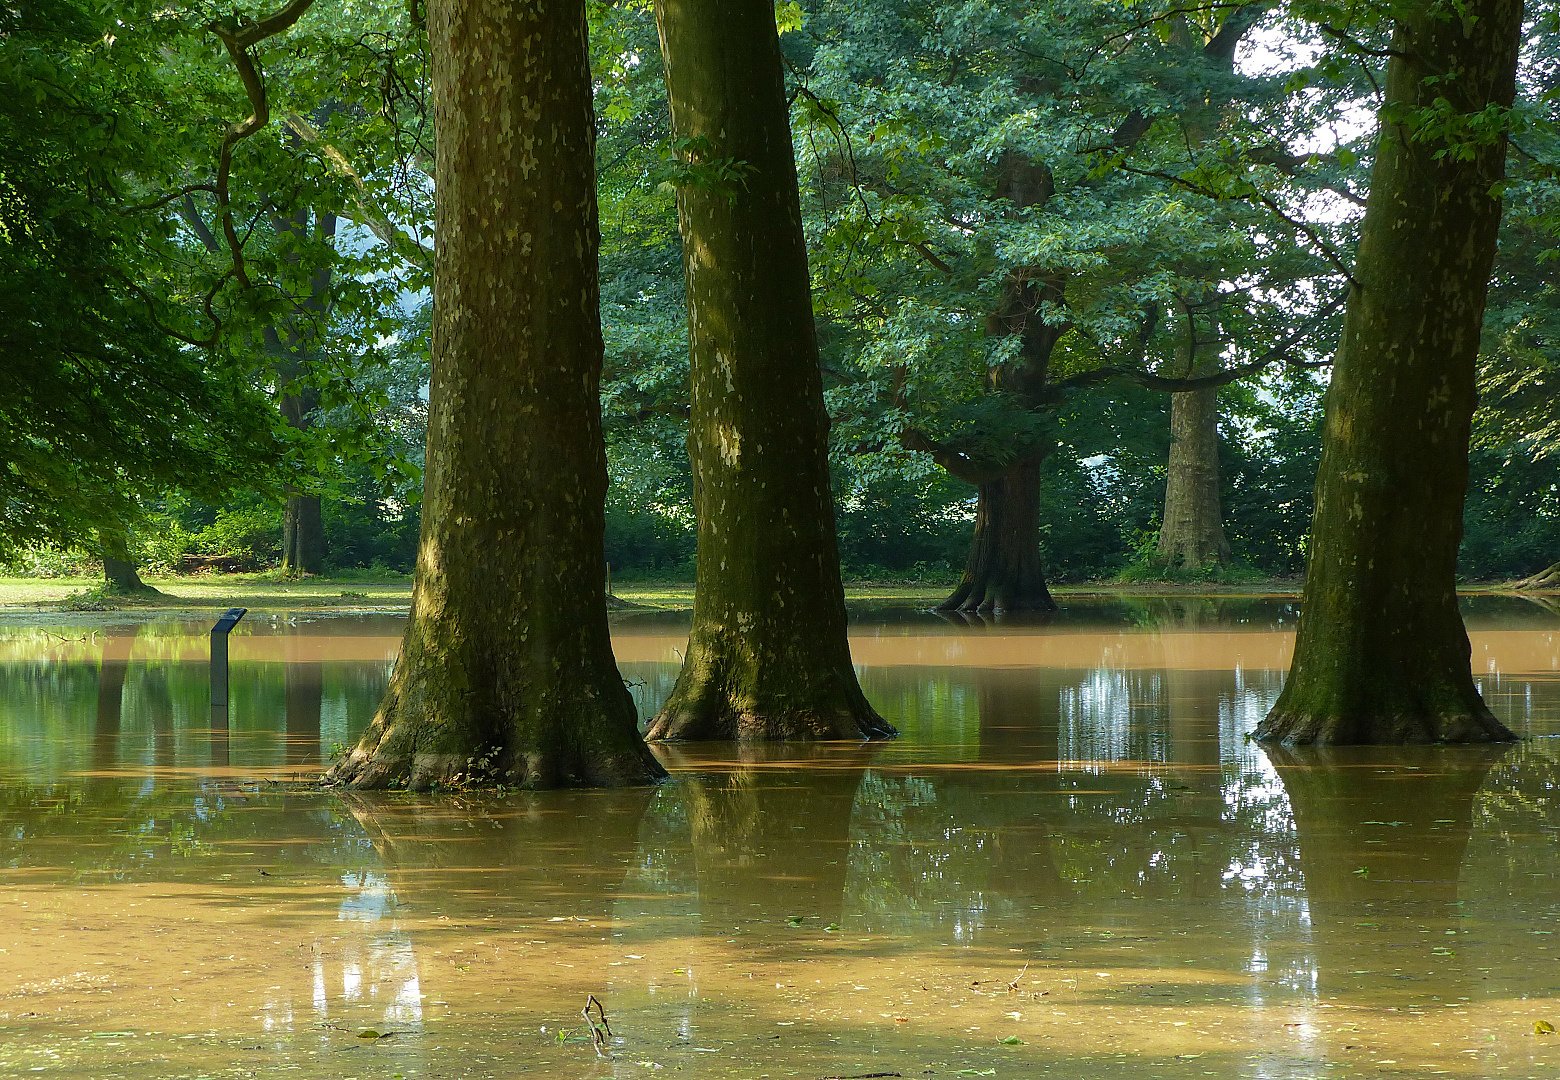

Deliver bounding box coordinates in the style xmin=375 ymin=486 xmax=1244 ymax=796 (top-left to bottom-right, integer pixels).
xmin=0 ymin=572 xmax=414 ymax=612
xmin=0 ymin=569 xmax=1332 ymax=615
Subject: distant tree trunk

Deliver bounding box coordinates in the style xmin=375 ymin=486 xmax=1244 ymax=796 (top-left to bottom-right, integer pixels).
xmin=645 ymin=0 xmax=892 ymax=742
xmin=100 ymin=532 xmax=153 ymax=594
xmin=1257 ymin=0 xmax=1524 ymax=745
xmin=1158 ymin=384 xmax=1229 ymax=569
xmin=328 ymin=0 xmax=663 ymax=790
xmin=281 ymin=492 xmax=326 ymax=574
xmin=940 ymin=454 xmax=1057 ymax=613
xmin=271 ymin=208 xmax=336 ymax=576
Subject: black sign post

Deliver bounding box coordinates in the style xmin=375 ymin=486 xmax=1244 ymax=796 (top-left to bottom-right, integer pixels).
xmin=210 ymin=607 xmax=248 ymax=709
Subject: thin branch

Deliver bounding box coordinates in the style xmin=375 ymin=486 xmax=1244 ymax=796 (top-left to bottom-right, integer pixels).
xmin=1051 ymin=289 xmax=1347 ymax=394
xmin=282 ymin=113 xmax=433 ymax=271
xmin=1120 ymin=163 xmax=1360 ymax=286
xmin=179 ymin=194 xmax=223 ymax=254
xmin=899 ymin=428 xmax=1005 ymax=485
xmin=112 ymin=267 xmax=233 ymax=349
xmin=121 ymin=184 xmax=218 ymax=214
xmin=208 ymin=0 xmax=322 ymax=288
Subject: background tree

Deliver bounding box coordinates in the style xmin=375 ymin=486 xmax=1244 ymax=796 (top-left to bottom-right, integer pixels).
xmin=0 ymin=0 xmax=284 ymax=562
xmin=645 ymin=0 xmax=893 ymax=741
xmin=794 ymin=0 xmax=1356 ymax=610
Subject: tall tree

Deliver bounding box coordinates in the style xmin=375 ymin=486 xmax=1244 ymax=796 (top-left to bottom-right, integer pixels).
xmin=1256 ymin=0 xmax=1526 ymax=744
xmin=798 ymin=0 xmax=1351 ymax=610
xmin=328 ymin=0 xmax=663 ymax=789
xmin=644 ymin=0 xmax=893 ymax=741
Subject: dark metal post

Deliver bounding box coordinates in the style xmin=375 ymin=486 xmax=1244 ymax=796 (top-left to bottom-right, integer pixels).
xmin=210 ymin=607 xmax=248 ymax=709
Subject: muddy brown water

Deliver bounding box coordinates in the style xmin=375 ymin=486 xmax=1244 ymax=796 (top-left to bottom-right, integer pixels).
xmin=1 ymin=596 xmax=1558 ymax=1078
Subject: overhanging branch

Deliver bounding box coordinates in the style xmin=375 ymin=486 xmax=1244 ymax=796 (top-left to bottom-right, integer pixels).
xmin=1051 ymin=289 xmax=1347 ymax=394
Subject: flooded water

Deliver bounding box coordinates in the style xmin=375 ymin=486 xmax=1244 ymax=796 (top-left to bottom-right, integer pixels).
xmin=1 ymin=596 xmax=1558 ymax=1078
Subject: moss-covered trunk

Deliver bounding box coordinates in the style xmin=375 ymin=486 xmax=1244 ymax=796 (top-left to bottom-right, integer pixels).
xmin=327 ymin=0 xmax=663 ymax=790
xmin=645 ymin=0 xmax=891 ymax=742
xmin=1256 ymin=0 xmax=1524 ymax=745
xmin=940 ymin=454 xmax=1057 ymax=613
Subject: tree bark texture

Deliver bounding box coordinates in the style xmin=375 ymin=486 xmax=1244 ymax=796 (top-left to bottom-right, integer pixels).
xmin=940 ymin=454 xmax=1057 ymax=613
xmin=1257 ymin=0 xmax=1524 ymax=745
xmin=100 ymin=532 xmax=152 ymax=594
xmin=1159 ymin=363 xmax=1230 ymax=569
xmin=281 ymin=492 xmax=326 ymax=574
xmin=328 ymin=0 xmax=664 ymax=790
xmin=646 ymin=0 xmax=892 ymax=742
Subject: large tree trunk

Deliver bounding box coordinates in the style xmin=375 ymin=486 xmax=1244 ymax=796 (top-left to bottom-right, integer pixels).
xmin=939 ymin=454 xmax=1057 ymax=613
xmin=100 ymin=532 xmax=153 ymax=595
xmin=645 ymin=0 xmax=891 ymax=742
xmin=327 ymin=0 xmax=663 ymax=790
xmin=1158 ymin=384 xmax=1230 ymax=569
xmin=1257 ymin=0 xmax=1524 ymax=745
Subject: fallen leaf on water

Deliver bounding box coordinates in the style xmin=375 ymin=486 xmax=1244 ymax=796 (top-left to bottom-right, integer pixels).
xmin=824 ymin=924 xmax=842 ymax=932
xmin=357 ymin=1030 xmax=381 ymax=1039
xmin=895 ymin=1016 xmax=909 ymax=1023
xmin=1536 ymin=1020 xmax=1555 ymax=1035
xmin=636 ymin=1062 xmax=663 ymax=1069
xmin=1000 ymin=1035 xmax=1023 ymax=1045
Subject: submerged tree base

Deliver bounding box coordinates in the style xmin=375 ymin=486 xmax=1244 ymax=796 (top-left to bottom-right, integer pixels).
xmin=327 ymin=661 xmax=667 ymax=792
xmin=646 ymin=641 xmax=897 ymax=742
xmin=1255 ymin=704 xmax=1516 ymax=746
xmin=936 ymin=575 xmax=1057 ymax=615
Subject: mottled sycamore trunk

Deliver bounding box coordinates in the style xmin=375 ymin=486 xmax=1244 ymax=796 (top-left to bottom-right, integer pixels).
xmin=1159 ymin=387 xmax=1230 ymax=568
xmin=328 ymin=0 xmax=663 ymax=790
xmin=100 ymin=532 xmax=152 ymax=594
xmin=1258 ymin=0 xmax=1524 ymax=745
xmin=646 ymin=0 xmax=891 ymax=742
xmin=940 ymin=454 xmax=1057 ymax=613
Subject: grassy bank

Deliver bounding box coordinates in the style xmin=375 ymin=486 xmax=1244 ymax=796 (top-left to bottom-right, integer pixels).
xmin=0 ymin=571 xmax=1327 ymax=615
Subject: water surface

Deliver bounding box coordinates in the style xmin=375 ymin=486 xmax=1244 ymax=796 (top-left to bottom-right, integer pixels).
xmin=1 ymin=596 xmax=1558 ymax=1078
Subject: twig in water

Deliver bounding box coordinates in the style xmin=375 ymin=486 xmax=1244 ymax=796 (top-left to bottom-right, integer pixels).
xmin=581 ymin=994 xmax=612 ymax=1059
xmin=817 ymin=1073 xmax=902 ymax=1079
xmin=1007 ymin=962 xmax=1029 ymax=992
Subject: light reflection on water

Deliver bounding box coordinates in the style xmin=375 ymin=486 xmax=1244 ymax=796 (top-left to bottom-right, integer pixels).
xmin=0 ymin=595 xmax=1556 ymax=1077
